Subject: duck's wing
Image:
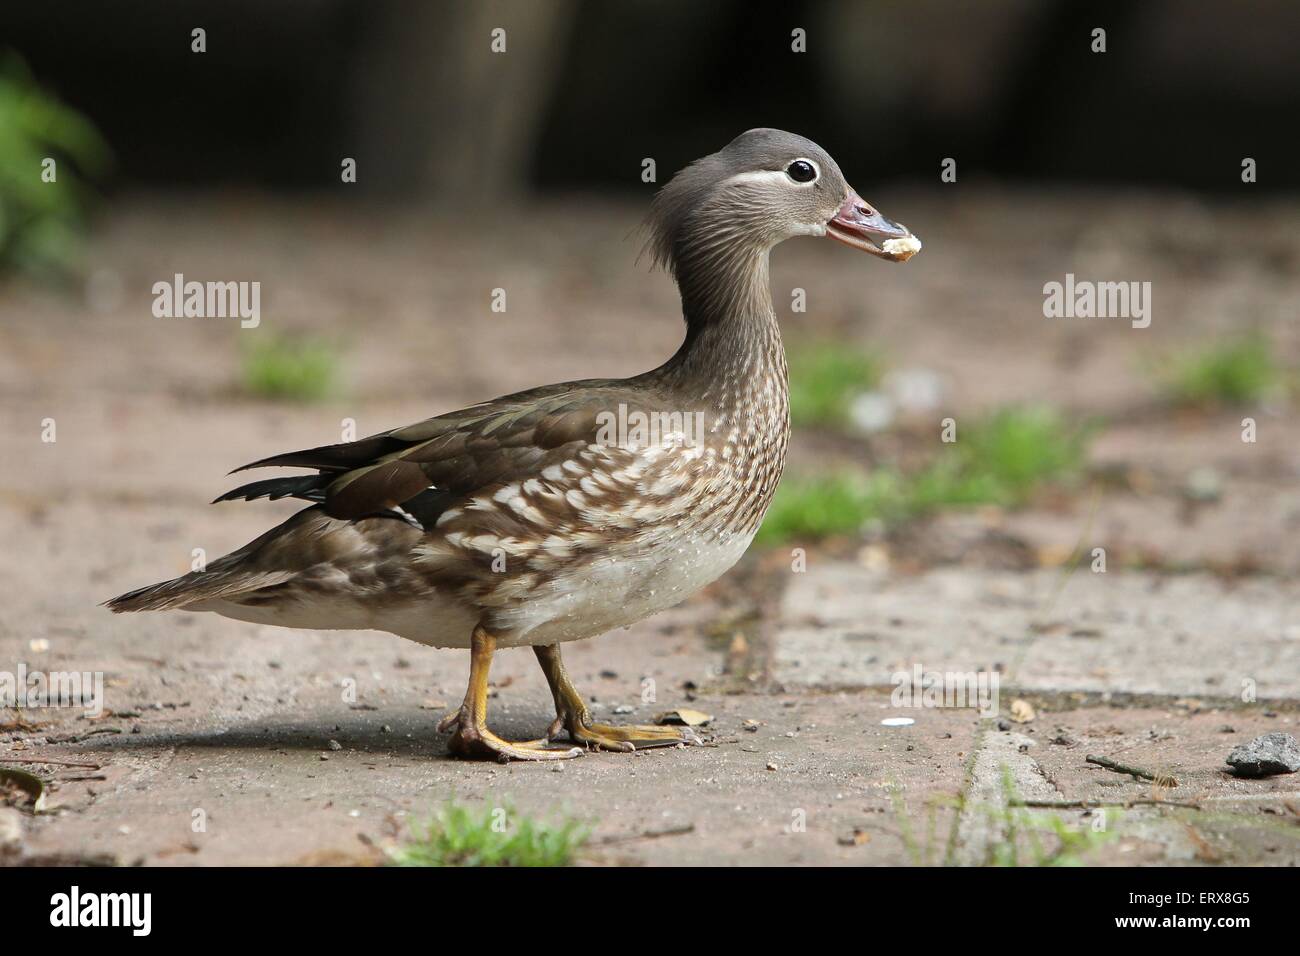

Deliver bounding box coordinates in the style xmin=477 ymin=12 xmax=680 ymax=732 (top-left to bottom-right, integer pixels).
xmin=216 ymin=380 xmax=660 ymax=525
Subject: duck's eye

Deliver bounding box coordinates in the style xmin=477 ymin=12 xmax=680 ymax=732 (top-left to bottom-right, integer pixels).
xmin=786 ymin=160 xmax=817 ymax=183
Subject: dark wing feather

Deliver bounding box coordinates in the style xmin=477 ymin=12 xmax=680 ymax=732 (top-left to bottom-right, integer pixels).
xmin=323 ymin=458 xmax=433 ymax=520
xmin=212 ymin=474 xmax=329 ymax=504
xmin=218 ymin=380 xmax=671 ymax=524
xmin=231 ymin=432 xmax=411 ymax=473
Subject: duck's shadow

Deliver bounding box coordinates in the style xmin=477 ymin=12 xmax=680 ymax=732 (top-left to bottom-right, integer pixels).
xmin=73 ymin=706 xmax=559 ymax=762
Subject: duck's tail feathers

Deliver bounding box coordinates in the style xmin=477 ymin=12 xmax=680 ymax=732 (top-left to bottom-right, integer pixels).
xmin=104 ymin=568 xmax=295 ymax=613
xmin=231 ymin=434 xmax=406 ymax=474
xmin=212 ymin=474 xmax=329 ymax=505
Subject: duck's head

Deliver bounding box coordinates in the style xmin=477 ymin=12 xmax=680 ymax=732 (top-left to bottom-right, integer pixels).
xmin=647 ymin=128 xmax=920 ymax=276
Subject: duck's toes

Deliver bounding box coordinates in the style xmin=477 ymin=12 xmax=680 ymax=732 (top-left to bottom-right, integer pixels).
xmin=436 ymin=710 xmax=460 ymax=734
xmin=563 ymin=720 xmax=702 ymax=752
xmin=453 ymin=730 xmax=583 ymax=763
xmin=441 ymin=709 xmax=583 ymax=763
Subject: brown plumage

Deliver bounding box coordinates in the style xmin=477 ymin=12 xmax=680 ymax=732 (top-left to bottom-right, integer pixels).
xmin=107 ymin=129 xmax=919 ymax=760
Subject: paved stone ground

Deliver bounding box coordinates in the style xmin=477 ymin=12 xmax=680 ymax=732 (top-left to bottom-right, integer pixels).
xmin=776 ymin=561 xmax=1300 ymax=866
xmin=4 ymin=553 xmax=1298 ymax=866
xmin=3 ymin=196 xmax=1299 ymax=865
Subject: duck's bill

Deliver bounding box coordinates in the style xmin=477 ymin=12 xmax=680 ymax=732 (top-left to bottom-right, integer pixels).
xmin=826 ymin=188 xmax=921 ymax=261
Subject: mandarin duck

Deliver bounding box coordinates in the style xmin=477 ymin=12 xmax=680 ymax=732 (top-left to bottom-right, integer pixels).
xmin=107 ymin=129 xmax=920 ymax=761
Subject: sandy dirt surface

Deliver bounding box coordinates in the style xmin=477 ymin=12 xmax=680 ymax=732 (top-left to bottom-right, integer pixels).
xmin=2 ymin=189 xmax=1299 ymax=865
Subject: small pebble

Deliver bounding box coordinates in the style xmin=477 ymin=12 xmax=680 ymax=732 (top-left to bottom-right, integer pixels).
xmin=327 ymin=739 xmax=342 ymax=751
xmin=1227 ymin=732 xmax=1300 ymax=778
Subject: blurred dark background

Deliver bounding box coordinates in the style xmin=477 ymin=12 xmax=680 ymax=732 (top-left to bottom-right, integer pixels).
xmin=6 ymin=0 xmax=1298 ymax=199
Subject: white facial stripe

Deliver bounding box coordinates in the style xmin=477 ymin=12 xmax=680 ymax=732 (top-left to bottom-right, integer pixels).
xmin=722 ymin=169 xmax=793 ymax=188
xmin=721 ymin=160 xmax=827 ymax=238
xmin=723 ymin=158 xmax=822 ymax=189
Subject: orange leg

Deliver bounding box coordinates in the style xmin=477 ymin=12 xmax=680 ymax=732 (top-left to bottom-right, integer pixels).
xmin=437 ymin=626 xmax=582 ymax=762
xmin=533 ymin=644 xmax=699 ymax=752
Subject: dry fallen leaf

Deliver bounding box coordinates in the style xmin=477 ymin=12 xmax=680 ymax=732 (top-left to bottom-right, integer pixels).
xmin=0 ymin=768 xmax=46 ymax=813
xmin=0 ymin=716 xmax=46 ymax=733
xmin=1035 ymin=545 xmax=1073 ymax=568
xmin=857 ymin=544 xmax=890 ymax=571
xmin=656 ymin=708 xmax=713 ymax=727
xmin=1009 ymin=699 xmax=1036 ymax=723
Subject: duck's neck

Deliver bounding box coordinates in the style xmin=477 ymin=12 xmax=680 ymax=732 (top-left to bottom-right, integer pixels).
xmin=653 ymin=241 xmax=791 ymax=537
xmin=658 ymin=244 xmax=788 ymax=405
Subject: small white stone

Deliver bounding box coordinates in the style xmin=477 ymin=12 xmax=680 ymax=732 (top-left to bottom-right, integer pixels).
xmin=887 ymin=367 xmax=945 ymax=413
xmin=849 ymin=391 xmax=895 ymax=433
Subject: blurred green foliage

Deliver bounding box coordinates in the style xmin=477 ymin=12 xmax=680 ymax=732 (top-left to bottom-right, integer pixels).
xmin=988 ymin=771 xmax=1115 ymax=867
xmin=788 ymin=343 xmax=883 ymax=427
xmin=757 ymin=406 xmax=1091 ymax=544
xmin=0 ymin=53 xmax=110 ymax=280
xmin=1158 ymin=333 xmax=1280 ymax=407
xmin=757 ymin=471 xmax=906 ymax=544
xmin=928 ymin=405 xmax=1091 ymax=507
xmin=388 ymin=802 xmax=588 ymax=867
xmin=241 ymin=335 xmax=339 ymax=402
